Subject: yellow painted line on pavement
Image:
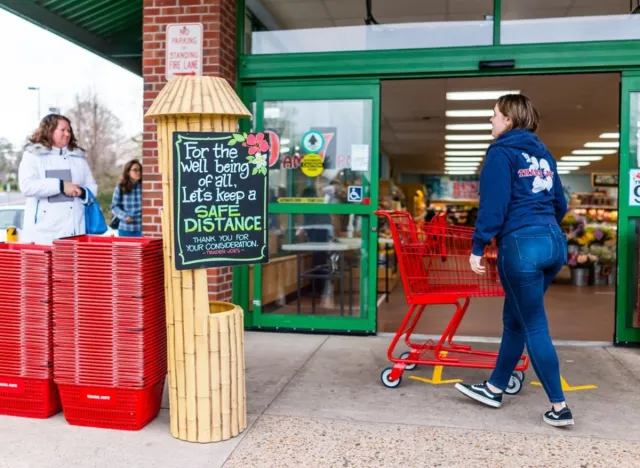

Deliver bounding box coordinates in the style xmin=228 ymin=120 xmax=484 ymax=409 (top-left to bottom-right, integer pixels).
xmin=408 ymin=351 xmax=463 ymax=385
xmin=531 ymin=376 xmax=597 ymax=392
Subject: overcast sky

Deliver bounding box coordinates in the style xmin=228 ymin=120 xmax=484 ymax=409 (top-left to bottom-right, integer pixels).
xmin=0 ymin=9 xmax=143 ymax=148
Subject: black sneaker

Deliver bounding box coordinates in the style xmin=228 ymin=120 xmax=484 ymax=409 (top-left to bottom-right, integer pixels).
xmin=455 ymin=381 xmax=503 ymax=408
xmin=543 ymin=406 xmax=575 ymax=427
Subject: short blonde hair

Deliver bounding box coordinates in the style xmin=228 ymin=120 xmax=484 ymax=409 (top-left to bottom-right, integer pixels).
xmin=496 ymin=94 xmax=539 ymax=133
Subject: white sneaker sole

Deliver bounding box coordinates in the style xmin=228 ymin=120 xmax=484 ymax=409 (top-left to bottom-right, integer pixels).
xmin=543 ymin=415 xmax=575 ymax=427
xmin=455 ymin=383 xmax=502 ymax=408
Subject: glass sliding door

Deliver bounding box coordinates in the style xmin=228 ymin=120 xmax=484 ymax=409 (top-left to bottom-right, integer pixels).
xmin=615 ymin=73 xmax=640 ymax=344
xmin=249 ymin=81 xmax=380 ymax=333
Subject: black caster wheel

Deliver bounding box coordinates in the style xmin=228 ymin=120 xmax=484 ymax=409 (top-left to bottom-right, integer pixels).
xmin=400 ymin=351 xmax=417 ymax=371
xmin=381 ymin=367 xmax=402 ymax=389
xmin=504 ymin=373 xmax=523 ymax=395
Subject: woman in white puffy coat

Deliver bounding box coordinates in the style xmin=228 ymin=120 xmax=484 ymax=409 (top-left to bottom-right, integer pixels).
xmin=18 ymin=114 xmax=97 ymax=245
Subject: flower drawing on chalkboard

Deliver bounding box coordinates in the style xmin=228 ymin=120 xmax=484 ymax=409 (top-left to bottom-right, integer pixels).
xmin=244 ymin=133 xmax=270 ymax=155
xmin=247 ymin=152 xmax=268 ymax=176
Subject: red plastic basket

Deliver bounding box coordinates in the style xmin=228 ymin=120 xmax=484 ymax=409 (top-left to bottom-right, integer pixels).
xmin=57 ymin=378 xmax=165 ymax=431
xmin=52 ymin=236 xmax=166 ymax=430
xmin=0 ymin=244 xmax=59 ymax=418
xmin=0 ymin=376 xmax=61 ymax=419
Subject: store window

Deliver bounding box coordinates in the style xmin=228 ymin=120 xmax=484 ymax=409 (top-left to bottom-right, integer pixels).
xmin=244 ymin=9 xmax=268 ymax=55
xmin=246 ymin=1 xmax=494 ymax=55
xmin=501 ymin=0 xmax=640 ymax=44
xmin=263 ymin=99 xmax=373 ymax=203
xmin=248 ymin=214 xmax=368 ymax=317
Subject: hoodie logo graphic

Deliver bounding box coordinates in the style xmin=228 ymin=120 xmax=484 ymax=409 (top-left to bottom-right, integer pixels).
xmin=518 ymin=152 xmax=554 ymax=194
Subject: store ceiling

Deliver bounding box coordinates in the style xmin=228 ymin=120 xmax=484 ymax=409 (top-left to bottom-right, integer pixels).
xmin=381 ymin=73 xmax=621 ymax=175
xmin=257 ymin=0 xmax=631 ymax=29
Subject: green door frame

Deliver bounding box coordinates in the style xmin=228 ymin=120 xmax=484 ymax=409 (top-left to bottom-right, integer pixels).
xmin=616 ymin=73 xmax=640 ymax=344
xmin=242 ymin=80 xmax=380 ymax=333
xmin=232 ymin=84 xmax=256 ymax=327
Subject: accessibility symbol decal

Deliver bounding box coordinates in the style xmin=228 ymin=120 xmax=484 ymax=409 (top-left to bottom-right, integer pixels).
xmin=347 ymin=186 xmax=363 ymax=203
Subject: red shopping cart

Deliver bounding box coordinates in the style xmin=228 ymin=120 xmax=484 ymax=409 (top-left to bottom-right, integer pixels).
xmin=376 ymin=210 xmax=529 ymax=394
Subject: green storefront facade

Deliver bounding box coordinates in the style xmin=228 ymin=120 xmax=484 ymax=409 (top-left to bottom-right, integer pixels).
xmin=233 ymin=1 xmax=640 ymax=344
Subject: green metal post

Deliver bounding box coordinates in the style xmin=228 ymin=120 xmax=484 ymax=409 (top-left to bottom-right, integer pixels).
xmin=493 ymin=0 xmax=501 ymax=46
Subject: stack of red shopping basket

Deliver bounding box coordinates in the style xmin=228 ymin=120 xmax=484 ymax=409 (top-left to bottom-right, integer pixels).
xmin=52 ymin=236 xmax=166 ymax=431
xmin=0 ymin=244 xmax=61 ymax=418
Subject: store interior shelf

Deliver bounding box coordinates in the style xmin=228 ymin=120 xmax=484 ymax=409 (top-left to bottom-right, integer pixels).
xmin=569 ymin=205 xmax=617 ymax=210
xmin=431 ymin=199 xmax=479 ymax=205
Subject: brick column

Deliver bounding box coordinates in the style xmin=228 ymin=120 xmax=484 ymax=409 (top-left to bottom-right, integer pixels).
xmin=143 ymin=0 xmax=238 ymax=302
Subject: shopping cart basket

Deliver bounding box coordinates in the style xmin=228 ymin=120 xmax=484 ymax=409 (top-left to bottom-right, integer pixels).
xmin=375 ymin=210 xmax=529 ymax=393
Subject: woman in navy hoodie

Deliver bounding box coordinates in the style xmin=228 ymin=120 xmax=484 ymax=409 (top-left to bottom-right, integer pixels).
xmin=454 ymin=94 xmax=574 ymax=427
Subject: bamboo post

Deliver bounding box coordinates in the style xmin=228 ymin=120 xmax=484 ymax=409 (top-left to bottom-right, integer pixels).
xmin=145 ymin=76 xmax=251 ymax=443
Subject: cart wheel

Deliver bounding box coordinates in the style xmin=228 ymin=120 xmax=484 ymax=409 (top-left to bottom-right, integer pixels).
xmin=504 ymin=374 xmax=523 ymax=395
xmin=400 ymin=351 xmax=417 ymax=371
xmin=514 ymin=370 xmax=525 ymax=383
xmin=381 ymin=367 xmax=402 ymax=389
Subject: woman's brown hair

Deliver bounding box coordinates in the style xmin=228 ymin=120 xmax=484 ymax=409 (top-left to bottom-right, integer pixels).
xmin=495 ymin=94 xmax=539 ymax=133
xmin=28 ymin=114 xmax=81 ymax=150
xmin=119 ymin=159 xmax=143 ymax=194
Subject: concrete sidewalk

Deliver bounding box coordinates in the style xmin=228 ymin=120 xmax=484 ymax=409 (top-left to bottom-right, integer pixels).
xmin=1 ymin=332 xmax=640 ymax=467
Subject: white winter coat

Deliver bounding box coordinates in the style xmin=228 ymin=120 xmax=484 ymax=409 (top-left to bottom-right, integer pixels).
xmin=18 ymin=143 xmax=98 ymax=245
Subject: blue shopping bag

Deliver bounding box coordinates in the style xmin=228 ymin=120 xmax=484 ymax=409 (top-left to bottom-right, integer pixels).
xmin=84 ymin=188 xmax=108 ymax=235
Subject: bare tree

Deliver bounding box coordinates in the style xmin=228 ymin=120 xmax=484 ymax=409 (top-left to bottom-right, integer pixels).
xmin=66 ymin=91 xmax=124 ymax=188
xmin=0 ymin=138 xmax=21 ymax=187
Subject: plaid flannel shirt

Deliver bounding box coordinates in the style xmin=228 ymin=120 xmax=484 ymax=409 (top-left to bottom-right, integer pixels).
xmin=110 ymin=182 xmax=142 ymax=232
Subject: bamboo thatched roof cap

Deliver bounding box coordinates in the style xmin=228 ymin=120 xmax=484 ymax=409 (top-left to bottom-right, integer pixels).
xmin=145 ymin=76 xmax=252 ymax=118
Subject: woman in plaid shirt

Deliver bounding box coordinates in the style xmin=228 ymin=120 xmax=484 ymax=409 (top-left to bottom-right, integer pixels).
xmin=110 ymin=159 xmax=143 ymax=237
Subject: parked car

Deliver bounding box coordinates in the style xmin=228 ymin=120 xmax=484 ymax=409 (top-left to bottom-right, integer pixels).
xmin=0 ymin=205 xmax=25 ymax=242
xmin=0 ymin=204 xmax=116 ymax=242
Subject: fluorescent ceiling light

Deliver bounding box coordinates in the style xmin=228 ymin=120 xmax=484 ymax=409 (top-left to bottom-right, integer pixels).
xmin=446 ymin=143 xmax=490 ymax=150
xmin=557 ymin=161 xmax=590 ymax=167
xmin=447 ymin=90 xmax=520 ymax=100
xmin=445 ymin=163 xmax=480 ymax=167
xmin=555 ymin=166 xmax=581 ymax=171
xmin=572 ymin=149 xmax=617 ymax=155
xmin=446 ymin=110 xmax=494 ymax=118
xmin=446 ymin=123 xmax=493 ymax=131
xmin=599 ymin=133 xmax=619 ymax=139
xmin=445 ymin=157 xmax=483 ymax=162
xmin=280 ymin=138 xmax=291 ymax=145
xmin=445 ymin=151 xmax=486 ymax=156
xmin=445 ymin=171 xmax=477 ymax=175
xmin=561 ymin=156 xmax=603 ymax=162
xmin=557 ymin=171 xmax=571 ymax=175
xmin=445 ymin=134 xmax=493 ymax=141
xmin=584 ymin=141 xmax=619 ymax=148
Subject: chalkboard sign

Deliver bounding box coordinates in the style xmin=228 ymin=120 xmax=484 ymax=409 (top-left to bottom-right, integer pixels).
xmin=173 ymin=131 xmax=269 ymax=270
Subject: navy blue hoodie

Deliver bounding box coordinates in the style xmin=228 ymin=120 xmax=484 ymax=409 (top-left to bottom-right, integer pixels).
xmin=471 ymin=129 xmax=567 ymax=257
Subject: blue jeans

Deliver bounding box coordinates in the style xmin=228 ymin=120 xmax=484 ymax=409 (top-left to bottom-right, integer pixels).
xmin=488 ymin=224 xmax=567 ymax=403
xmin=118 ymin=229 xmax=142 ymax=238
